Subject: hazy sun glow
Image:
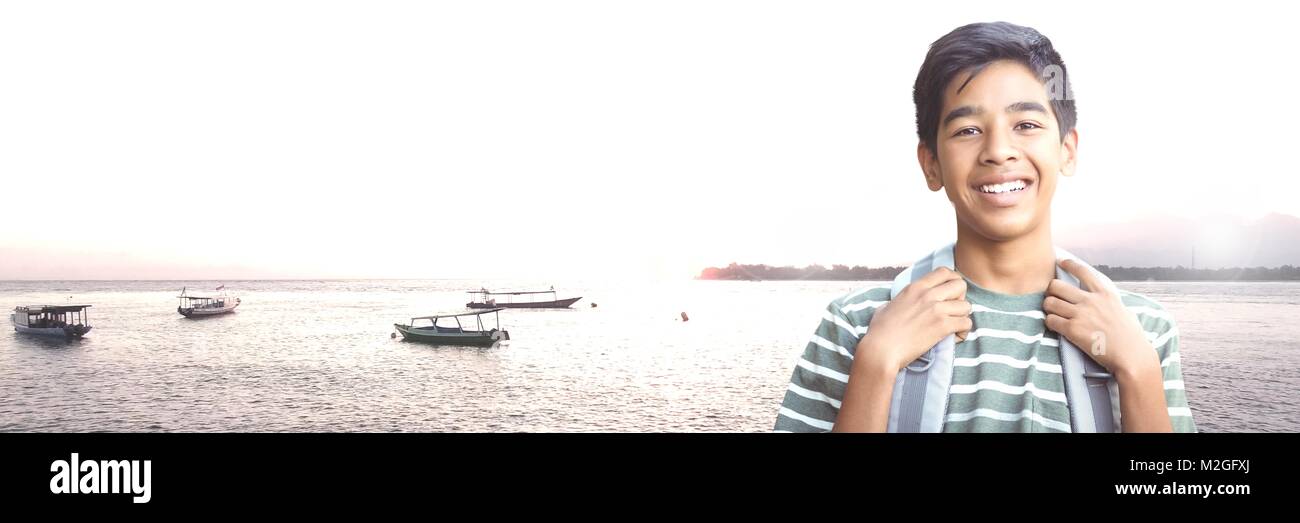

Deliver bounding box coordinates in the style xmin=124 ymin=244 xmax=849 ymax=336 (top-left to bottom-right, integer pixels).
xmin=2 ymin=1 xmax=1297 ymax=279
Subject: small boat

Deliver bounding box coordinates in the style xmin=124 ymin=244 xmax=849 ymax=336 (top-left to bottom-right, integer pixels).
xmin=394 ymin=308 xmax=510 ymax=347
xmin=466 ymin=288 xmax=581 ymax=309
xmin=177 ymin=286 xmax=240 ymax=318
xmin=10 ymin=305 xmax=93 ymax=338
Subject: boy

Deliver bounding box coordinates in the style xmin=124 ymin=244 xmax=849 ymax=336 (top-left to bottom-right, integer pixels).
xmin=774 ymin=22 xmax=1195 ymax=432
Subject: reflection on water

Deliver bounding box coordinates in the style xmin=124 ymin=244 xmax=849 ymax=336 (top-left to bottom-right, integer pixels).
xmin=1 ymin=279 xmax=1296 ymax=432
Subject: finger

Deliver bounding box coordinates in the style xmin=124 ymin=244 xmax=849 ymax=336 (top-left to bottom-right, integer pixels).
xmin=1044 ymin=313 xmax=1068 ymax=335
xmin=936 ymin=300 xmax=972 ymax=342
xmin=913 ymin=266 xmax=964 ymax=290
xmin=935 ymin=299 xmax=972 ymax=317
xmin=1042 ymin=295 xmax=1077 ymax=319
xmin=1057 ymin=258 xmax=1105 ymax=294
xmin=925 ymin=277 xmax=967 ymax=302
xmin=1046 ymin=277 xmax=1089 ymax=304
xmin=946 ymin=315 xmax=973 ymax=337
xmin=900 ymin=268 xmax=956 ymax=299
xmin=955 ymin=323 xmax=971 ymax=342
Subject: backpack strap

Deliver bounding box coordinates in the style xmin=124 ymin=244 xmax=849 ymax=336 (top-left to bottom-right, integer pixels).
xmin=887 ymin=244 xmax=958 ymax=433
xmin=885 ymin=244 xmax=1121 ymax=432
xmin=1054 ymin=248 xmax=1121 ymax=433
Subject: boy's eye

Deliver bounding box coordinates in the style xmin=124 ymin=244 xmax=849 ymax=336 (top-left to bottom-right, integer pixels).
xmin=953 ymin=127 xmax=980 ymax=137
xmin=1015 ymin=122 xmax=1042 ymax=131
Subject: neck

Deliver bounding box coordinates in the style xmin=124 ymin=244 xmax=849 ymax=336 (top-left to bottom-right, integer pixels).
xmin=953 ymin=219 xmax=1057 ymax=295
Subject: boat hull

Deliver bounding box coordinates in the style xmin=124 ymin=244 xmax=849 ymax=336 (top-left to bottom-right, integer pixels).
xmin=179 ymin=301 xmax=239 ymax=318
xmin=12 ymin=323 xmax=92 ymax=339
xmin=466 ymin=297 xmax=582 ymax=309
xmin=393 ymin=324 xmax=508 ymax=346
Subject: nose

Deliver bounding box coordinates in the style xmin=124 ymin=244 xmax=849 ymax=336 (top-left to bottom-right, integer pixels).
xmin=978 ymin=126 xmax=1019 ymax=166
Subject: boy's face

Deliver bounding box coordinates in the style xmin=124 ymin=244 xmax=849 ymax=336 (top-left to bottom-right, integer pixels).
xmin=918 ymin=59 xmax=1078 ymax=242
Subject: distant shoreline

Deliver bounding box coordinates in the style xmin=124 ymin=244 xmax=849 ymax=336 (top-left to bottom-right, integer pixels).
xmin=0 ymin=278 xmax=476 ymax=282
xmin=697 ymin=263 xmax=1300 ymax=282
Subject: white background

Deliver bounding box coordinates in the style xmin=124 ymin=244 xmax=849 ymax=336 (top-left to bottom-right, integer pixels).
xmin=2 ymin=1 xmax=1295 ymax=279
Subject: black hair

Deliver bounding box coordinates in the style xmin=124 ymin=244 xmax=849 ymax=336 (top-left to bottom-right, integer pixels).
xmin=913 ymin=21 xmax=1076 ymax=154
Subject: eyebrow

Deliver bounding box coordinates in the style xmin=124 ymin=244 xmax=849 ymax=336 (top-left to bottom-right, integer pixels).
xmin=942 ymin=101 xmax=1049 ymax=127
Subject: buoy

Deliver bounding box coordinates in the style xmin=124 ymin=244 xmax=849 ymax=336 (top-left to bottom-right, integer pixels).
xmin=390 ymin=332 xmax=397 ymax=339
xmin=591 ymin=303 xmax=598 ymax=308
xmin=680 ymin=311 xmax=689 ymax=322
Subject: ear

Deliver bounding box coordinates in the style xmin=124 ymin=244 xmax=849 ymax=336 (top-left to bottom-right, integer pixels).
xmin=1059 ymin=128 xmax=1079 ymax=177
xmin=917 ymin=142 xmax=944 ymax=191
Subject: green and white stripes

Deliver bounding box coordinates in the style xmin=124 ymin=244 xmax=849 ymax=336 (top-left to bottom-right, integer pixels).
xmin=774 ymin=282 xmax=1197 ymax=433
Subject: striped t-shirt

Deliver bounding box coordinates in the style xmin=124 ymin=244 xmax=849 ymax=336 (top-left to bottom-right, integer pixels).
xmin=774 ymin=277 xmax=1196 ymax=432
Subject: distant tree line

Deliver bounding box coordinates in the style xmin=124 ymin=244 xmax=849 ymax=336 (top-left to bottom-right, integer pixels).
xmin=1092 ymin=265 xmax=1300 ymax=281
xmin=698 ymin=262 xmax=1300 ymax=281
xmin=697 ymin=263 xmax=905 ymax=281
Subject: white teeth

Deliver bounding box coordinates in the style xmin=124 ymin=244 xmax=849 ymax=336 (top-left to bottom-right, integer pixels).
xmin=979 ymin=180 xmax=1027 ymax=194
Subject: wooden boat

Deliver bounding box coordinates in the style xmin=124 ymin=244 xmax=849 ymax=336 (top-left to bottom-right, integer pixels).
xmin=178 ymin=286 xmax=240 ymax=317
xmin=466 ymin=288 xmax=581 ymax=309
xmin=10 ymin=305 xmax=93 ymax=338
xmin=394 ymin=308 xmax=510 ymax=346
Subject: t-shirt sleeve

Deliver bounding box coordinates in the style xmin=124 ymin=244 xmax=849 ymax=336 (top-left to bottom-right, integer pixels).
xmin=774 ymin=287 xmax=889 ymax=432
xmin=1125 ymin=293 xmax=1197 ymax=433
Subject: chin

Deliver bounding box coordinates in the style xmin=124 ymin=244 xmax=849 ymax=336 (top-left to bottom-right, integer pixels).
xmin=965 ymin=213 xmax=1043 ymax=242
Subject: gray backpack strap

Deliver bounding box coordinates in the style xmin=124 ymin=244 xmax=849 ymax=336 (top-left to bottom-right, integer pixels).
xmin=1054 ymin=248 xmax=1121 ymax=433
xmin=887 ymin=244 xmax=958 ymax=433
xmin=885 ymin=245 xmax=1121 ymax=432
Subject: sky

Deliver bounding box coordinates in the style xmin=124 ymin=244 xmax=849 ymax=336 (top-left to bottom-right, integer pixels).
xmin=2 ymin=1 xmax=1297 ymax=280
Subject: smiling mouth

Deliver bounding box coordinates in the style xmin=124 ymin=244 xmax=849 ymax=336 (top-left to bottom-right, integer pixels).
xmin=977 ymin=180 xmax=1028 ymax=194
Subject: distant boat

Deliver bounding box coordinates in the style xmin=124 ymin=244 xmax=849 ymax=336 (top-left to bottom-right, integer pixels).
xmin=466 ymin=288 xmax=581 ymax=309
xmin=10 ymin=305 xmax=93 ymax=338
xmin=177 ymin=286 xmax=240 ymax=318
xmin=394 ymin=308 xmax=510 ymax=347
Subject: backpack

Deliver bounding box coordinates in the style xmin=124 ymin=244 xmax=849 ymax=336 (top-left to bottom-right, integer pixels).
xmin=885 ymin=243 xmax=1121 ymax=432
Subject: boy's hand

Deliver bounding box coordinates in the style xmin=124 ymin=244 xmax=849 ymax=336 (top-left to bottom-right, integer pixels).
xmin=856 ymin=267 xmax=972 ymax=373
xmin=1043 ymin=259 xmax=1160 ymax=378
